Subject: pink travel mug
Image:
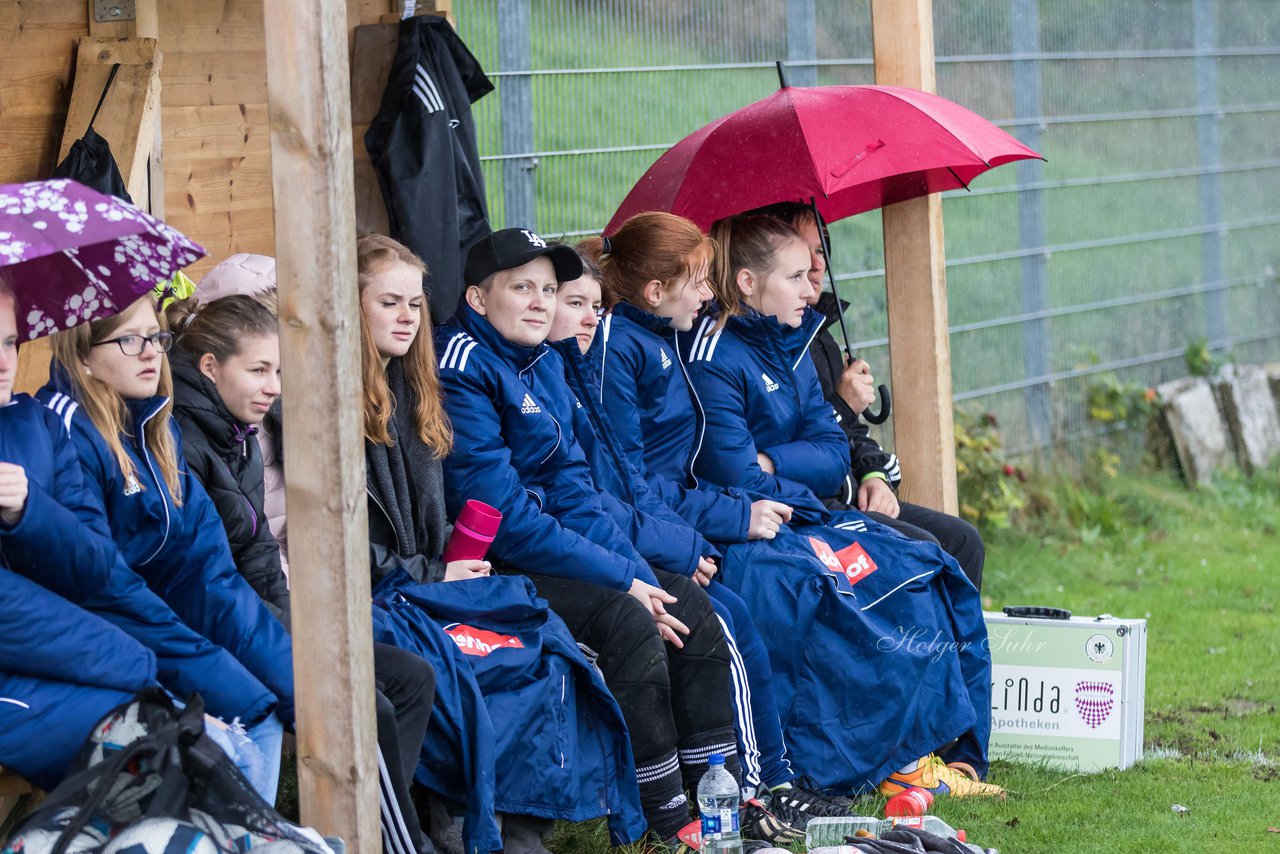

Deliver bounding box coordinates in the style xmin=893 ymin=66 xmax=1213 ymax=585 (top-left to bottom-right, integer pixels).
xmin=441 ymin=500 xmax=503 ymax=563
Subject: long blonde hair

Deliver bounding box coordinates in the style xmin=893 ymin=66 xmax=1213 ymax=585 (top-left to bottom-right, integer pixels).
xmin=49 ymin=296 xmax=184 ymax=504
xmin=356 ymin=234 xmax=453 ymax=457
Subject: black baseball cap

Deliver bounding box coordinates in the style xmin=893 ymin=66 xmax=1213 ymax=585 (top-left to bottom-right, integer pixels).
xmin=464 ymin=228 xmax=583 ymax=287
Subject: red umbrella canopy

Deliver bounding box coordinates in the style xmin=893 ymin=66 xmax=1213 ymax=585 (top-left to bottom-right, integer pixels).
xmin=606 ymin=84 xmax=1042 ymax=233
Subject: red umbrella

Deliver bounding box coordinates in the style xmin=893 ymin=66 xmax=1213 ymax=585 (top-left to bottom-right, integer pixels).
xmin=605 ymin=84 xmax=1042 ymax=234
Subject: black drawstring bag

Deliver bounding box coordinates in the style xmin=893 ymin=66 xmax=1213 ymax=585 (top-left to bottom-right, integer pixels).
xmin=51 ymin=63 xmax=134 ymax=204
xmin=0 ymin=690 xmax=330 ymax=854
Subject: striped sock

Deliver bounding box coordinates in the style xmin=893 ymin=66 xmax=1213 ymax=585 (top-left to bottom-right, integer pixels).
xmin=636 ymin=750 xmax=689 ymax=841
xmin=678 ymin=727 xmax=742 ymax=793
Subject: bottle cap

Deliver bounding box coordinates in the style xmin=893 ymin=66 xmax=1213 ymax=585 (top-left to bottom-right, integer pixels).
xmin=884 ymin=787 xmax=931 ymax=817
xmin=707 ymin=753 xmax=725 ymax=765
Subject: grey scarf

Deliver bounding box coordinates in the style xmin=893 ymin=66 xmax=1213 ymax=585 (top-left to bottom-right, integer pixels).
xmin=365 ymin=359 xmax=449 ymax=561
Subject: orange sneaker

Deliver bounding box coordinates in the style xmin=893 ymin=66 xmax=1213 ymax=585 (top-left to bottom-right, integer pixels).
xmin=877 ymin=755 xmax=1006 ymax=799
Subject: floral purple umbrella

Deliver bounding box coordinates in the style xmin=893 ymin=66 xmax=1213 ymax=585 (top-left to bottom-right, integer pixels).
xmin=0 ymin=179 xmax=205 ymax=339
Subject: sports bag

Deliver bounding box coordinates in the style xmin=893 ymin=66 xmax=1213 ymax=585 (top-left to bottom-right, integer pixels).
xmin=1 ymin=690 xmax=329 ymax=854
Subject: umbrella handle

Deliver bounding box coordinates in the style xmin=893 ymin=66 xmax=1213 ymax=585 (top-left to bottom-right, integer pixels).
xmin=862 ymin=383 xmax=892 ymax=425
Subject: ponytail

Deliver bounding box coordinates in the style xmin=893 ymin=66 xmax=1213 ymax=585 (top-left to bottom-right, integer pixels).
xmin=708 ymin=214 xmax=805 ymax=323
xmin=592 ymin=212 xmax=714 ymax=310
xmin=167 ymin=294 xmax=278 ymax=365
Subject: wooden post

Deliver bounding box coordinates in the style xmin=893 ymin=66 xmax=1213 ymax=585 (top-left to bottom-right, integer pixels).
xmin=869 ymin=0 xmax=958 ymax=515
xmin=261 ymin=1 xmax=379 ymax=849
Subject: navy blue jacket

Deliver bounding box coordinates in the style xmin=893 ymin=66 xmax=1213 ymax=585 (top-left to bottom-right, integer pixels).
xmin=0 ymin=566 xmax=156 ymax=788
xmin=374 ymin=572 xmax=645 ymax=849
xmin=435 ymin=305 xmax=656 ymax=591
xmin=597 ymin=303 xmax=756 ymax=543
xmin=37 ymin=375 xmax=295 ymax=725
xmin=0 ymin=567 xmax=156 ymax=694
xmin=2 ymin=393 xmax=276 ymax=725
xmin=680 ymin=307 xmax=849 ymax=505
xmin=716 ymin=520 xmax=991 ymax=792
xmin=551 ymin=336 xmax=714 ymax=577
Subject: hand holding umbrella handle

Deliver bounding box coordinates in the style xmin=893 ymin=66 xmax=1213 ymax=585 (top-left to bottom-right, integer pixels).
xmin=810 ymin=195 xmax=893 ymax=427
xmin=862 ymin=383 xmax=892 ymax=425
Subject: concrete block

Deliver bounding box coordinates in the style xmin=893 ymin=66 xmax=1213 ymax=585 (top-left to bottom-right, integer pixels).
xmin=1156 ymin=376 xmax=1235 ymax=486
xmin=1216 ymin=364 xmax=1280 ymax=474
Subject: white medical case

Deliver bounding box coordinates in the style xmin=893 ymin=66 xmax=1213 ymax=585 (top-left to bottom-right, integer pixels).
xmin=983 ymin=608 xmax=1147 ymax=772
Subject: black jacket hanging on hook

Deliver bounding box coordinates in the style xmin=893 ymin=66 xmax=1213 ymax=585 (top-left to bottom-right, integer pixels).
xmin=52 ymin=64 xmax=134 ymax=204
xmin=365 ymin=15 xmax=495 ymax=324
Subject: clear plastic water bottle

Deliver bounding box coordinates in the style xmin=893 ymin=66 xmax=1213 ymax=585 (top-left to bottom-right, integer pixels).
xmin=697 ymin=754 xmax=741 ymax=852
xmin=805 ymin=815 xmax=976 ymax=850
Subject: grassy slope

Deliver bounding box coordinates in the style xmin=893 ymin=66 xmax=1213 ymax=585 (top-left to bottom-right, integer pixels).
xmin=933 ymin=470 xmax=1280 ymax=853
xmin=544 ymin=469 xmax=1280 ymax=852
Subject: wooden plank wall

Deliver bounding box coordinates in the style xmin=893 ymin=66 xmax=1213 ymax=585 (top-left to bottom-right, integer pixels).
xmin=0 ymin=0 xmax=445 ymax=278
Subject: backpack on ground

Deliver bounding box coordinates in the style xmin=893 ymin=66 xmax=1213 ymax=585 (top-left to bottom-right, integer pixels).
xmin=1 ymin=690 xmax=329 ymax=854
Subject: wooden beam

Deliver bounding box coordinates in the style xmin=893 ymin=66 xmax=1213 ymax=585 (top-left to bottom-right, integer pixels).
xmin=86 ymin=0 xmax=158 ymax=40
xmin=870 ymin=0 xmax=958 ymax=515
xmin=16 ymin=2 xmax=163 ymax=398
xmin=262 ymin=1 xmax=379 ymax=850
xmin=58 ymin=37 xmax=163 ymax=205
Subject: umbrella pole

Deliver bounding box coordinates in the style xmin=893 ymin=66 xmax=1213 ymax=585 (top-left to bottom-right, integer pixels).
xmin=809 ymin=198 xmax=854 ymax=356
xmin=809 ymin=197 xmax=892 ymax=424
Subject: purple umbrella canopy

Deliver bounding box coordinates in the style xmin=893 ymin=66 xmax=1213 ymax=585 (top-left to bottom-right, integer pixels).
xmin=0 ymin=179 xmax=205 ymax=339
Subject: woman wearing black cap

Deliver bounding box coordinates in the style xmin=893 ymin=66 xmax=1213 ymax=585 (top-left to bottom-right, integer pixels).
xmin=435 ymin=227 xmax=790 ymax=853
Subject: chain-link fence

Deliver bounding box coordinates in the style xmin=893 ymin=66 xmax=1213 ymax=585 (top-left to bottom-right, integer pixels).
xmin=455 ymin=0 xmax=1280 ymax=465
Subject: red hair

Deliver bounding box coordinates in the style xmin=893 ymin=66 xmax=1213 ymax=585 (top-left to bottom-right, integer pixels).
xmin=580 ymin=212 xmax=715 ymax=310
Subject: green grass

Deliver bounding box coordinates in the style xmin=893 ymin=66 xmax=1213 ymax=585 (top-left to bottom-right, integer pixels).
xmin=271 ymin=471 xmax=1279 ymax=850
xmin=543 ymin=468 xmax=1280 ymax=852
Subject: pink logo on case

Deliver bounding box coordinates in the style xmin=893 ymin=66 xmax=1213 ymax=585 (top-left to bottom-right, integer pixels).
xmin=1074 ymin=680 xmax=1115 ymax=729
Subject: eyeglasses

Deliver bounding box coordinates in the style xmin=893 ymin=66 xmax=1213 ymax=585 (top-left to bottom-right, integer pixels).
xmin=92 ymin=332 xmax=175 ymax=356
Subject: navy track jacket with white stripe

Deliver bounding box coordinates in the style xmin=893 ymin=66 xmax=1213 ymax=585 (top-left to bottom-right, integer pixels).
xmin=37 ymin=372 xmax=295 ymax=725
xmin=596 ymin=302 xmax=758 ymax=543
xmin=552 ymin=335 xmax=715 ymax=577
xmin=436 ymin=305 xmax=658 ymax=591
xmin=6 ymin=392 xmax=278 ymax=728
xmin=679 ymin=306 xmax=851 ymax=506
xmin=364 ymin=15 xmax=494 ymax=322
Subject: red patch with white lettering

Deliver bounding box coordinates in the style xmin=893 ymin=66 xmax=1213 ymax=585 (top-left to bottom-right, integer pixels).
xmin=445 ymin=624 xmax=525 ymax=657
xmin=808 ymin=536 xmax=844 ymax=573
xmin=835 ymin=542 xmax=879 ymax=586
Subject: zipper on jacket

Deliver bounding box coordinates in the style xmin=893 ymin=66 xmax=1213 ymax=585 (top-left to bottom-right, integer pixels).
xmin=366 ymin=487 xmax=404 ymax=555
xmin=135 ymin=405 xmax=172 ymax=567
xmin=241 ymin=494 xmax=259 ymax=537
xmin=672 ymin=329 xmax=706 ymax=487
